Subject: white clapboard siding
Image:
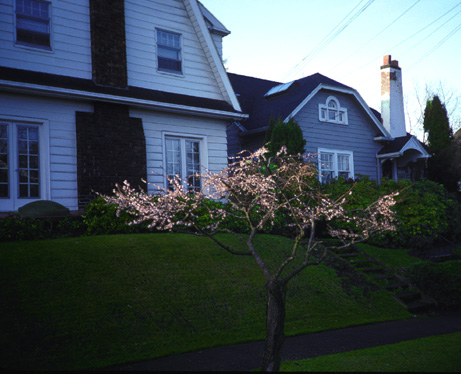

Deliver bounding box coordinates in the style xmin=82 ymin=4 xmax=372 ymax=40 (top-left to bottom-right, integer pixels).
xmin=131 ymin=107 xmax=228 ymax=193
xmin=125 ymin=0 xmax=224 ymax=101
xmin=0 ymin=92 xmax=92 ymax=210
xmin=0 ymin=0 xmax=91 ymax=79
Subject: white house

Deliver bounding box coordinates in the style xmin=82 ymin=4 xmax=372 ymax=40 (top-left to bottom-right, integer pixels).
xmin=0 ymin=0 xmax=246 ymax=213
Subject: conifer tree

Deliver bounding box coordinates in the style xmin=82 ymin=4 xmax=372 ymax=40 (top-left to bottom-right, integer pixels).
xmin=423 ymin=95 xmax=453 ymax=155
xmin=423 ymin=96 xmax=458 ymax=191
xmin=265 ymin=118 xmax=306 ymax=157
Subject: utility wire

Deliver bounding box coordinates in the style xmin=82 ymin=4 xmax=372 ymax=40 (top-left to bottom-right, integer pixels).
xmin=400 ymin=8 xmax=461 ymax=58
xmin=341 ymin=1 xmax=461 ymax=79
xmin=327 ymin=0 xmax=421 ymax=74
xmin=284 ymin=0 xmax=376 ymax=81
xmin=408 ymin=21 xmax=461 ymax=69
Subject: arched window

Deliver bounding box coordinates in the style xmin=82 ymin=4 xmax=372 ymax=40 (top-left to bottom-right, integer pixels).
xmin=319 ymin=96 xmax=348 ymax=124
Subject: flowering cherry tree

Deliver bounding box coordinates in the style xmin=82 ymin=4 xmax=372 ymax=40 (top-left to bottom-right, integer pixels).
xmin=102 ymin=147 xmax=398 ymax=372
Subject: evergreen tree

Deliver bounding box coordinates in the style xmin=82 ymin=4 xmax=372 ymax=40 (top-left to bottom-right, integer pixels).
xmin=423 ymin=96 xmax=458 ymax=192
xmin=265 ymin=118 xmax=306 ymax=157
xmin=423 ymin=95 xmax=453 ymax=155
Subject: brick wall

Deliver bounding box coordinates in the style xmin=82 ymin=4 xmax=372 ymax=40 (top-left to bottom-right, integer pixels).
xmin=89 ymin=0 xmax=127 ymax=87
xmin=76 ymin=102 xmax=147 ymax=208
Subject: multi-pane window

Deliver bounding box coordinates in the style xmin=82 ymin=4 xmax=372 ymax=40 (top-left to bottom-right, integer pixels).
xmin=186 ymin=140 xmax=200 ymax=191
xmin=18 ymin=125 xmax=40 ymax=198
xmin=319 ymin=152 xmax=334 ymax=184
xmin=319 ymin=96 xmax=348 ymax=124
xmin=157 ymin=29 xmax=182 ymax=74
xmin=337 ymin=153 xmax=351 ymax=180
xmin=15 ymin=0 xmax=51 ymax=49
xmin=0 ymin=122 xmax=41 ymax=199
xmin=165 ymin=137 xmax=201 ymax=191
xmin=0 ymin=124 xmax=8 ymax=198
xmin=318 ymin=149 xmax=353 ymax=183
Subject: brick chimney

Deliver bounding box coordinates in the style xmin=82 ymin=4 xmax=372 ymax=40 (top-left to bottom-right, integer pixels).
xmin=380 ymin=55 xmax=407 ymax=138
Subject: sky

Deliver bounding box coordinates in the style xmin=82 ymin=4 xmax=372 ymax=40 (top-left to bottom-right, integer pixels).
xmin=200 ymin=0 xmax=461 ymax=139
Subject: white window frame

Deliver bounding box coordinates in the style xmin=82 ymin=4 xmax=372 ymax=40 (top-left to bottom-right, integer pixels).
xmin=318 ymin=96 xmax=348 ymax=125
xmin=318 ymin=148 xmax=354 ymax=183
xmin=14 ymin=0 xmax=53 ymax=51
xmin=156 ymin=29 xmax=183 ymax=75
xmin=162 ymin=132 xmax=207 ymax=191
xmin=0 ymin=116 xmax=50 ymax=212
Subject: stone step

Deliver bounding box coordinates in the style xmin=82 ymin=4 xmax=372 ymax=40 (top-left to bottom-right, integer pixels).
xmin=385 ymin=282 xmax=409 ymax=291
xmin=406 ymin=299 xmax=436 ymax=314
xmin=396 ymin=290 xmax=421 ymax=303
xmin=349 ymin=260 xmax=376 ymax=268
xmin=374 ymin=274 xmax=394 ymax=281
xmin=339 ymin=253 xmax=360 ymax=259
xmin=430 ymin=254 xmax=459 ymax=263
xmin=331 ymin=244 xmax=356 ymax=252
xmin=361 ymin=266 xmax=385 ymax=274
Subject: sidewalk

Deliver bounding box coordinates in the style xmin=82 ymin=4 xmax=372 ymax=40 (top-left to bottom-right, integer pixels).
xmin=102 ymin=312 xmax=461 ymax=372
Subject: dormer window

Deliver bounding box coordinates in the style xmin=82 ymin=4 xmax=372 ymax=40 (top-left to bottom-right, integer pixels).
xmin=319 ymin=96 xmax=348 ymax=124
xmin=157 ymin=29 xmax=182 ymax=74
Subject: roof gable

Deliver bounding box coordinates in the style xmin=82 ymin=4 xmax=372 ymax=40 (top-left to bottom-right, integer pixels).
xmin=378 ymin=134 xmax=430 ymax=158
xmin=228 ymin=72 xmax=389 ymax=137
xmin=183 ymin=0 xmax=241 ymax=112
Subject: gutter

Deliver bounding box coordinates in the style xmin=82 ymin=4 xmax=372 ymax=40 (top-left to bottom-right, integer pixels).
xmin=0 ymin=80 xmax=249 ymax=121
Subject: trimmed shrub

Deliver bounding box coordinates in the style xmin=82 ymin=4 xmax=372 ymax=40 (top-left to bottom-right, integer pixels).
xmin=18 ymin=200 xmax=70 ymax=218
xmin=0 ymin=216 xmax=85 ymax=242
xmin=406 ymin=261 xmax=461 ymax=309
xmin=322 ymin=177 xmax=461 ymax=249
xmin=82 ymin=196 xmax=151 ymax=235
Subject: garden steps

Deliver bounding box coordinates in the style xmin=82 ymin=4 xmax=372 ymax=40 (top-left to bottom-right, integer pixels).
xmin=385 ymin=282 xmax=409 ymax=291
xmin=328 ymin=244 xmax=437 ymax=315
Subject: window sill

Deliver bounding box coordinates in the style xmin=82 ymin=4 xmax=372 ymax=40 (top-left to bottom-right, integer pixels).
xmin=319 ymin=119 xmax=348 ymax=125
xmin=14 ymin=42 xmax=53 ymax=53
xmin=157 ymin=69 xmax=185 ymax=78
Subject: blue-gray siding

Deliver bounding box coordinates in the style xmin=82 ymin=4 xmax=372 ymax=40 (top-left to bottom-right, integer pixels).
xmin=294 ymin=89 xmax=382 ymax=180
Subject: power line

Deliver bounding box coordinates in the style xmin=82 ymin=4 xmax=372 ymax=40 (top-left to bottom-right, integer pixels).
xmin=284 ymin=0 xmax=376 ymax=81
xmin=341 ymin=1 xmax=461 ymax=79
xmin=409 ymin=21 xmax=461 ymax=69
xmin=400 ymin=7 xmax=461 ymax=58
xmin=327 ymin=0 xmax=422 ymax=74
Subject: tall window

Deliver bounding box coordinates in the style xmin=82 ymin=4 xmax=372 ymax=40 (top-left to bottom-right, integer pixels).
xmin=0 ymin=122 xmax=41 ymax=199
xmin=17 ymin=125 xmax=40 ymax=198
xmin=15 ymin=0 xmax=51 ymax=49
xmin=0 ymin=124 xmax=8 ymax=198
xmin=165 ymin=137 xmax=201 ymax=191
xmin=319 ymin=96 xmax=348 ymax=124
xmin=318 ymin=149 xmax=353 ymax=183
xmin=157 ymin=29 xmax=182 ymax=74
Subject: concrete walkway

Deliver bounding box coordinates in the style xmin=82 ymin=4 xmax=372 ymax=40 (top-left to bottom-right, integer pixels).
xmin=101 ymin=312 xmax=461 ymax=371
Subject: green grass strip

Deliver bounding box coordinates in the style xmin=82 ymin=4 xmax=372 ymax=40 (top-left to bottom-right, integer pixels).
xmin=0 ymin=233 xmax=410 ymax=370
xmin=280 ymin=332 xmax=461 ymax=372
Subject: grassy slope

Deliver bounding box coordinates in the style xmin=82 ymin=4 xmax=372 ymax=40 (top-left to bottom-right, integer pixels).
xmin=0 ymin=233 xmax=410 ymax=370
xmin=355 ymin=243 xmax=423 ymax=270
xmin=280 ymin=332 xmax=461 ymax=372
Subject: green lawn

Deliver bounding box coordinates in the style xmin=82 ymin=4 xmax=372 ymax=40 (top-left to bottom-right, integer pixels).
xmin=0 ymin=233 xmax=411 ymax=370
xmin=281 ymin=332 xmax=461 ymax=372
xmin=355 ymin=243 xmax=422 ymax=271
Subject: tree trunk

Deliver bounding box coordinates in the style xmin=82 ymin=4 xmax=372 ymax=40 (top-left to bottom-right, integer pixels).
xmin=260 ymin=278 xmax=287 ymax=372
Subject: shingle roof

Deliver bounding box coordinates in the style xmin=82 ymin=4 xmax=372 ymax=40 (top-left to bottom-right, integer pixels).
xmin=0 ymin=67 xmax=237 ymax=113
xmin=377 ymin=134 xmax=414 ymax=155
xmin=377 ymin=133 xmax=429 ymax=156
xmin=228 ymin=72 xmax=353 ymax=131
